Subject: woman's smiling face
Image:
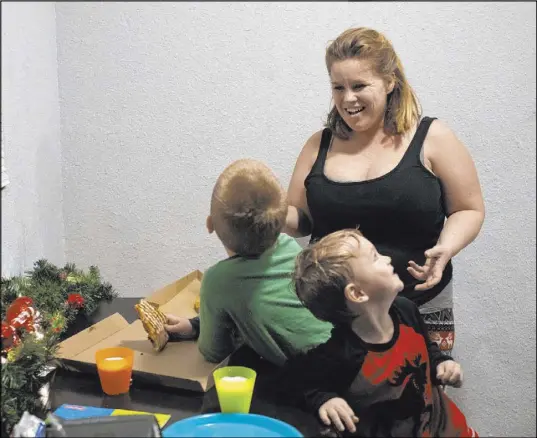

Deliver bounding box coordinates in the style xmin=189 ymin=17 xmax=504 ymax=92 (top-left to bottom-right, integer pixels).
xmin=330 ymin=58 xmax=394 ymax=134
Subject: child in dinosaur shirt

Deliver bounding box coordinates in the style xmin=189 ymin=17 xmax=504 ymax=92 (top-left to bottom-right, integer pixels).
xmin=280 ymin=228 xmax=478 ymax=437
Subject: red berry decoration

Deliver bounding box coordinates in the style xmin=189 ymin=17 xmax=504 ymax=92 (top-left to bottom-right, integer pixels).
xmin=67 ymin=293 xmax=85 ymax=309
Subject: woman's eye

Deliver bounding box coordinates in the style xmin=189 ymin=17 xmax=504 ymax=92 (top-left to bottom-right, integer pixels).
xmin=353 ymin=84 xmax=365 ymax=90
xmin=333 ymin=86 xmax=344 ymax=91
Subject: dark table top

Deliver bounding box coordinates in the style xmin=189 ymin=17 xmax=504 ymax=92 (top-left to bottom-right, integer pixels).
xmin=51 ymin=298 xmax=336 ymax=437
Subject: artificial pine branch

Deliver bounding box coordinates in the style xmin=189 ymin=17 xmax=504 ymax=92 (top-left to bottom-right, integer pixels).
xmin=1 ymin=259 xmax=118 ymax=435
xmin=1 ymin=331 xmax=60 ymax=433
xmin=1 ymin=259 xmax=117 ymax=320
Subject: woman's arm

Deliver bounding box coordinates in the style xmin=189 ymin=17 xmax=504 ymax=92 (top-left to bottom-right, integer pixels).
xmin=409 ymin=120 xmax=485 ymax=291
xmin=428 ymin=119 xmax=485 ymax=258
xmin=284 ymin=131 xmax=323 ymax=237
xmin=285 ymin=205 xmax=313 ymax=238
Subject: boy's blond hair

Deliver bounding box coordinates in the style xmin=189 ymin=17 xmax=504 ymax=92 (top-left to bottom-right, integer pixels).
xmin=293 ymin=229 xmax=364 ymax=324
xmin=211 ymin=159 xmax=287 ymax=256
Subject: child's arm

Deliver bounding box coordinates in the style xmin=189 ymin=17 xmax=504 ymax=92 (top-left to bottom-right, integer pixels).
xmin=197 ymin=291 xmax=236 ymax=363
xmin=318 ymin=397 xmax=359 ymax=433
xmin=279 ymin=342 xmax=359 ymax=433
xmin=165 ymin=315 xmax=199 ymax=340
xmin=276 ymin=337 xmax=358 ymax=431
xmin=409 ymin=302 xmax=461 ymax=386
xmin=189 ymin=316 xmax=200 ymax=337
xmin=436 ymin=359 xmax=463 ymax=387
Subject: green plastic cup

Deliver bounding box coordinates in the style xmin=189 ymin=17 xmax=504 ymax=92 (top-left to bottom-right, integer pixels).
xmin=213 ymin=366 xmax=257 ymax=413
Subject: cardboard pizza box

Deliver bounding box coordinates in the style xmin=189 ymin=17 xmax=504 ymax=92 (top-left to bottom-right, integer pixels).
xmin=57 ymin=270 xmax=228 ymax=392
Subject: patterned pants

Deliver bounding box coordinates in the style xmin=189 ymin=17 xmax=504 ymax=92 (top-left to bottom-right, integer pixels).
xmin=419 ymin=281 xmax=455 ymax=356
xmin=420 ymin=308 xmax=455 ymax=356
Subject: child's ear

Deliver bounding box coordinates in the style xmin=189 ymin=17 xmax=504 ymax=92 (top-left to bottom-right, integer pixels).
xmin=206 ymin=215 xmax=214 ymax=234
xmin=344 ymin=283 xmax=369 ymax=304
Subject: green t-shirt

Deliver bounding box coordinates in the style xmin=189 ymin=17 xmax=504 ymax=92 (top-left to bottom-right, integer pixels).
xmin=198 ymin=233 xmax=332 ymax=366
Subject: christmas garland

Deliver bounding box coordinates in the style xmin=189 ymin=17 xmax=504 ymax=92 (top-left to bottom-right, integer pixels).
xmin=1 ymin=259 xmax=117 ymax=435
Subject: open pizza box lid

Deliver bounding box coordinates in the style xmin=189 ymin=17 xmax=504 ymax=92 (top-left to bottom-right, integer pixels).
xmin=56 ymin=270 xmax=228 ymax=392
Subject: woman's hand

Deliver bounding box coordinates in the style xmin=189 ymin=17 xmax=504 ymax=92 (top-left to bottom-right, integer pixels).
xmin=407 ymin=244 xmax=453 ymax=291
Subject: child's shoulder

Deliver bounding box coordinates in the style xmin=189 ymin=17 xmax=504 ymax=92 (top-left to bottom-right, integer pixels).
xmin=201 ymin=258 xmax=232 ymax=284
xmin=393 ymin=296 xmax=419 ymax=313
xmin=392 ymin=296 xmax=421 ymax=325
xmin=235 ymin=233 xmax=302 ymax=261
xmin=199 ymin=260 xmax=229 ymax=293
xmin=200 ymin=234 xmax=301 ymax=295
xmin=273 ymin=233 xmax=302 ymax=252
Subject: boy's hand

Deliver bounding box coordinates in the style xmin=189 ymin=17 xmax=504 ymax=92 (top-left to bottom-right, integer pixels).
xmin=164 ymin=314 xmax=195 ymax=338
xmin=318 ymin=397 xmax=359 ymax=433
xmin=436 ymin=360 xmax=463 ymax=387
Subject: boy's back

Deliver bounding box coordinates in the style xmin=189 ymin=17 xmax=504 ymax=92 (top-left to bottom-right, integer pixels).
xmin=198 ymin=233 xmax=332 ymax=366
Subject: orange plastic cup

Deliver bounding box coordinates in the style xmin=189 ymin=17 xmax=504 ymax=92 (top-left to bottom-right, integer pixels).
xmin=95 ymin=347 xmax=134 ymax=395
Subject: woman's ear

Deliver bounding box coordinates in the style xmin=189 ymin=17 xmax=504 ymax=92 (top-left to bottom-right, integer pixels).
xmin=386 ymin=74 xmax=396 ymax=94
xmin=344 ymin=283 xmax=369 ymax=304
xmin=206 ymin=215 xmax=214 ymax=234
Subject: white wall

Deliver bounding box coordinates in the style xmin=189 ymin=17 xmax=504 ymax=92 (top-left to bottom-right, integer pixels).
xmin=1 ymin=2 xmax=65 ymax=276
xmin=2 ymin=2 xmax=534 ymax=436
xmin=54 ymin=2 xmax=350 ymax=291
xmin=348 ymin=4 xmax=537 ymax=435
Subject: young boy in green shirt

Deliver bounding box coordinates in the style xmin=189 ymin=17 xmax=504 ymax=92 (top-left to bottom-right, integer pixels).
xmin=164 ymin=159 xmax=331 ymax=366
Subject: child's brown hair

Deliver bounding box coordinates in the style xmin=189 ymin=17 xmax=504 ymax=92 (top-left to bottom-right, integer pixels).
xmin=211 ymin=159 xmax=287 ymax=257
xmin=293 ymin=229 xmax=364 ymax=325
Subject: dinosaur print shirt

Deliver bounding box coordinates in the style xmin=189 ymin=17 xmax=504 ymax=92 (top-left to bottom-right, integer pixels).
xmin=281 ymin=297 xmax=477 ymax=437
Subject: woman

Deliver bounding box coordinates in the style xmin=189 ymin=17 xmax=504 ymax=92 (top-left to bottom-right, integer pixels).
xmin=285 ymin=27 xmax=485 ymax=355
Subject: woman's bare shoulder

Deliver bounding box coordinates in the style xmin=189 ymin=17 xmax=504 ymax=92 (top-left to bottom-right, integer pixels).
xmin=304 ymin=129 xmax=325 ymax=150
xmin=298 ymin=129 xmax=325 ymax=162
xmin=427 ymin=118 xmax=458 ymax=144
xmin=289 ymin=129 xmax=326 ymax=191
xmin=422 ymin=118 xmax=459 ymax=161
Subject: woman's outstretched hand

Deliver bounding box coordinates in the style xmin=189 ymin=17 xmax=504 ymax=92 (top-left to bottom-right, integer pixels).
xmin=407 ymin=244 xmax=452 ymax=291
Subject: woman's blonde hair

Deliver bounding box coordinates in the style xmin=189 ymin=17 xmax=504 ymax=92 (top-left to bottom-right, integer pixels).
xmin=325 ymin=27 xmax=421 ymax=139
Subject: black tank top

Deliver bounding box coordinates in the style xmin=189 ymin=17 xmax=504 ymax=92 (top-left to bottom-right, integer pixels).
xmin=305 ymin=116 xmax=452 ymax=306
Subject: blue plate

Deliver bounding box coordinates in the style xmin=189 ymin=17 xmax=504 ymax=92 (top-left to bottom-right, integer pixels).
xmin=162 ymin=413 xmax=303 ymax=437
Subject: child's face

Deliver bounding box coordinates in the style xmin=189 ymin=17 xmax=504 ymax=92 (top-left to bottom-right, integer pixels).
xmin=347 ymin=235 xmax=404 ymax=301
